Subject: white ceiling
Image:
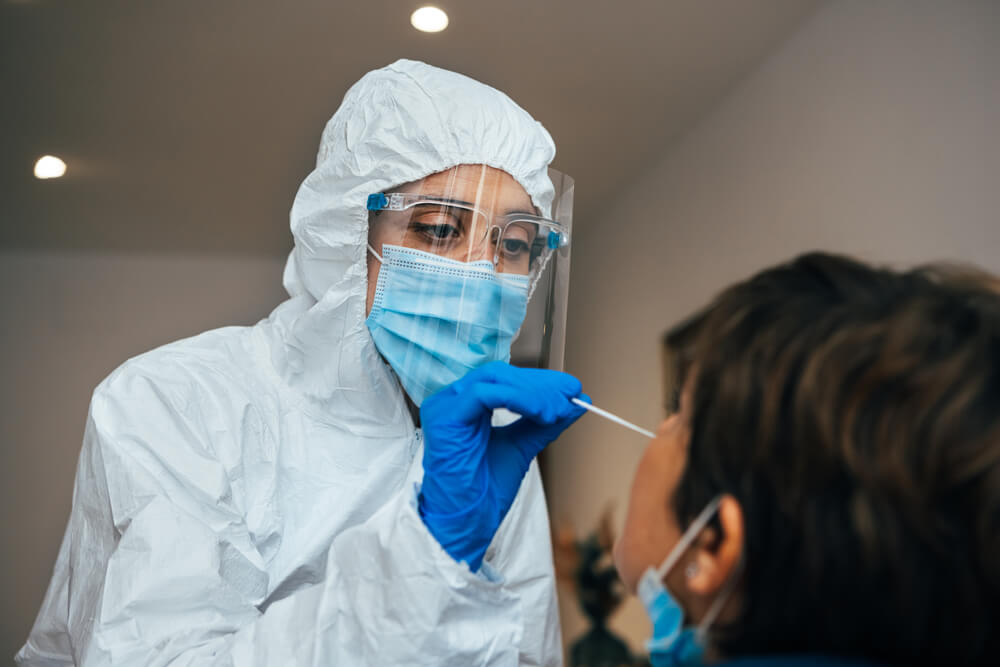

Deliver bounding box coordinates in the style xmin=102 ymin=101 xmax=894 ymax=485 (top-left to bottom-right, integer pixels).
xmin=0 ymin=0 xmax=824 ymax=255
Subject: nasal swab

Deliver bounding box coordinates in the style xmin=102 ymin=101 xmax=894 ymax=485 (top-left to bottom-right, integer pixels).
xmin=571 ymin=397 xmax=656 ymax=439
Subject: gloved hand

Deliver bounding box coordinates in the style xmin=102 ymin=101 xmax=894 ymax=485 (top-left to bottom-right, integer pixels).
xmin=418 ymin=361 xmax=588 ymax=571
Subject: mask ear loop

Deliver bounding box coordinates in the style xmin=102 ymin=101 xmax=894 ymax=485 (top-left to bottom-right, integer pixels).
xmin=367 ymin=243 xmax=383 ymax=264
xmin=655 ymin=496 xmax=723 ymax=580
xmin=694 ymin=555 xmax=745 ymax=647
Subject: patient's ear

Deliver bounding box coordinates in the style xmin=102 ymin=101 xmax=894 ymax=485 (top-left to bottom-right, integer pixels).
xmin=684 ymin=495 xmax=744 ymax=597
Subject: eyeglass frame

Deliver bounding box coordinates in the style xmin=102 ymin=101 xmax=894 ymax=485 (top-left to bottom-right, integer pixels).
xmin=366 ymin=192 xmax=570 ymax=255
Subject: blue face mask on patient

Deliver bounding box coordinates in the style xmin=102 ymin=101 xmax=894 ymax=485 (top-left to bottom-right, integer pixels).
xmin=366 ymin=243 xmax=529 ymax=406
xmin=638 ymin=496 xmax=739 ymax=667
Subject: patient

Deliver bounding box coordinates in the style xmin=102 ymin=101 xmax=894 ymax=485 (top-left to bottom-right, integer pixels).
xmin=615 ymin=252 xmax=1000 ymax=666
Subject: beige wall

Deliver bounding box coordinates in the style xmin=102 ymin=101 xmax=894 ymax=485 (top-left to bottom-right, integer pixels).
xmin=0 ymin=251 xmax=287 ymax=663
xmin=551 ymin=0 xmax=1000 ymax=653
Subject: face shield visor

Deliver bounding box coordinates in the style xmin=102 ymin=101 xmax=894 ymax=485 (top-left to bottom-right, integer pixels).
xmin=365 ymin=163 xmax=574 ymax=405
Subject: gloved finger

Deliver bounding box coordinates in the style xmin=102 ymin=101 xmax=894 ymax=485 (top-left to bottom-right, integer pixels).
xmin=541 ymin=392 xmax=589 ymax=435
xmin=490 ymin=424 xmax=555 ymax=470
xmin=459 ymin=380 xmax=582 ymax=425
xmin=517 ymin=392 xmax=588 ymax=434
xmin=494 ymin=402 xmax=588 ymax=458
xmin=453 ymin=361 xmax=583 ymax=401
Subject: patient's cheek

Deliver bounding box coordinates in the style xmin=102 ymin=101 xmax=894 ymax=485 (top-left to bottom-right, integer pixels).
xmin=615 ymin=420 xmax=690 ymax=593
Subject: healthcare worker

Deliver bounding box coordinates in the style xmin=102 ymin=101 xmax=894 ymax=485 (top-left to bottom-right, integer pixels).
xmin=17 ymin=60 xmax=585 ymax=666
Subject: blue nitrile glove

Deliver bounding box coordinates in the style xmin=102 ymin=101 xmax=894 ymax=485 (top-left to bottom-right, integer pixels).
xmin=419 ymin=361 xmax=589 ymax=571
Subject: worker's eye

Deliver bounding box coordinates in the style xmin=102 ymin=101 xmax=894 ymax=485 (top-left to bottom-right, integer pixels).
xmin=499 ymin=238 xmax=530 ymax=258
xmin=408 ymin=205 xmax=467 ymax=243
xmin=411 ymin=222 xmax=461 ymax=240
xmin=497 ymin=221 xmax=537 ymax=261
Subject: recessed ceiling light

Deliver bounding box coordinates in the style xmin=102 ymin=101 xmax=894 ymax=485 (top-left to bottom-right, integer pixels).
xmin=411 ymin=6 xmax=448 ymax=33
xmin=34 ymin=155 xmax=67 ymax=179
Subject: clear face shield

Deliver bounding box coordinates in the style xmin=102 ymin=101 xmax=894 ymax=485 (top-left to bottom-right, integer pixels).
xmin=365 ymin=164 xmax=574 ymax=405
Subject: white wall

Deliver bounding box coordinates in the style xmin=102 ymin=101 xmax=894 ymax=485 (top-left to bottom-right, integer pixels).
xmin=0 ymin=251 xmax=287 ymax=663
xmin=551 ymin=0 xmax=1000 ymax=653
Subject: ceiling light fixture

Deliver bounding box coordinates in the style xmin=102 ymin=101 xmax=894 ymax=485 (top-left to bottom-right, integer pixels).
xmin=411 ymin=6 xmax=448 ymax=33
xmin=34 ymin=155 xmax=67 ymax=180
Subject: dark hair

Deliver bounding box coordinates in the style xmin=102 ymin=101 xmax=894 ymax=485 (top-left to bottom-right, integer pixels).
xmin=664 ymin=252 xmax=1000 ymax=665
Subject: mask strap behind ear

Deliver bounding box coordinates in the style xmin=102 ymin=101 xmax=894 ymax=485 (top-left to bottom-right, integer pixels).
xmin=655 ymin=496 xmax=723 ymax=580
xmin=367 ymin=243 xmax=383 ymax=264
xmin=695 ymin=555 xmax=745 ymax=643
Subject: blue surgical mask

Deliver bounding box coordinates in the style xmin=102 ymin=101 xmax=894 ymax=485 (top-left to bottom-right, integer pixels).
xmin=366 ymin=243 xmax=529 ymax=405
xmin=638 ymin=496 xmax=735 ymax=667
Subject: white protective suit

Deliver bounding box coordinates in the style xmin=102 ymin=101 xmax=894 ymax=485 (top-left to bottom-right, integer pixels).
xmin=18 ymin=59 xmax=563 ymax=667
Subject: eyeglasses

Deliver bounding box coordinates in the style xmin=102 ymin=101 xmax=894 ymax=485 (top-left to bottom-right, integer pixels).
xmin=367 ymin=192 xmax=569 ymax=274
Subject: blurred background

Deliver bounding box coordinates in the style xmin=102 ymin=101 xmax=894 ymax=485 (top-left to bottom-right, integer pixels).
xmin=1 ymin=0 xmax=997 ymax=663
